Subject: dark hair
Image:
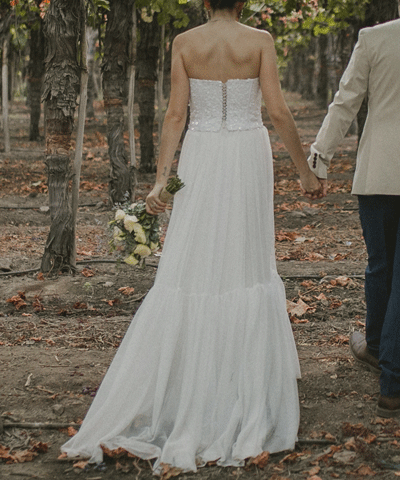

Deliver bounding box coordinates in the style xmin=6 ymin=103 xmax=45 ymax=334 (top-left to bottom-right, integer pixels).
xmin=208 ymin=0 xmax=240 ymax=10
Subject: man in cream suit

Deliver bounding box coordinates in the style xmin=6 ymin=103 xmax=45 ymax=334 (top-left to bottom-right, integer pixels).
xmin=308 ymin=18 xmax=400 ymax=417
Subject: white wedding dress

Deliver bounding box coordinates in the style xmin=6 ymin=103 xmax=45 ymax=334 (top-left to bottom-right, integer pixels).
xmin=62 ymin=78 xmax=301 ymax=473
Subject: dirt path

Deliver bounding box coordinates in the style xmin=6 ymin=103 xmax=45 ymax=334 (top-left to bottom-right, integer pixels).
xmin=1 ymin=96 xmax=399 ymax=479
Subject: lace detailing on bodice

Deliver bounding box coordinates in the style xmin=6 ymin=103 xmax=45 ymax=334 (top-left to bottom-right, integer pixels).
xmin=189 ymin=78 xmax=264 ymax=132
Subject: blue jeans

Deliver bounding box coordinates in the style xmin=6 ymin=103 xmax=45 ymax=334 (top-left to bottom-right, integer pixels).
xmin=358 ymin=195 xmax=400 ymax=397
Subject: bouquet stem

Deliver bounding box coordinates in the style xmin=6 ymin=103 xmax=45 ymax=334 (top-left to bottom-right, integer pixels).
xmin=159 ymin=176 xmax=185 ymax=203
xmin=159 ymin=188 xmax=173 ymax=204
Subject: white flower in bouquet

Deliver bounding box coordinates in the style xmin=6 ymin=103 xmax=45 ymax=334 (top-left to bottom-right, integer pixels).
xmin=124 ymin=254 xmax=139 ymax=265
xmin=124 ymin=214 xmax=139 ymax=233
xmin=133 ymin=223 xmax=147 ymax=244
xmin=150 ymin=241 xmax=159 ymax=252
xmin=109 ymin=176 xmax=184 ymax=267
xmin=134 ymin=244 xmax=152 ymax=258
xmin=115 ymin=209 xmax=126 ymax=221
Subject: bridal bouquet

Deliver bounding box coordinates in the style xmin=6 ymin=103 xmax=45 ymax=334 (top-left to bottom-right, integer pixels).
xmin=109 ymin=176 xmax=185 ymax=266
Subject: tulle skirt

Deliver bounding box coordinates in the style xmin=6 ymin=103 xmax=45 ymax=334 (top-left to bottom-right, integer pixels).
xmin=61 ymin=126 xmax=301 ymax=473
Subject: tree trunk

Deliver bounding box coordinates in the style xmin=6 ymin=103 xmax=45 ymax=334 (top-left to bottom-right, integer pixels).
xmin=2 ymin=35 xmax=10 ymax=153
xmin=86 ymin=27 xmax=97 ymax=119
xmin=102 ymin=0 xmax=134 ymax=205
xmin=136 ymin=11 xmax=160 ymax=173
xmin=71 ymin=0 xmax=88 ymax=268
xmin=157 ymin=24 xmax=166 ymax=147
xmin=127 ymin=8 xmax=137 ymax=172
xmin=40 ymin=0 xmax=80 ymax=274
xmin=298 ymin=41 xmax=315 ymax=100
xmin=315 ymin=34 xmax=329 ymax=107
xmin=282 ymin=53 xmax=301 ymax=93
xmin=27 ymin=6 xmax=45 ymax=141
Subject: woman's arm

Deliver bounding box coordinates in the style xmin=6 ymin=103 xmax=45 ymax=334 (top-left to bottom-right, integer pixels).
xmin=146 ymin=35 xmax=190 ymax=215
xmin=259 ymin=32 xmax=325 ymax=199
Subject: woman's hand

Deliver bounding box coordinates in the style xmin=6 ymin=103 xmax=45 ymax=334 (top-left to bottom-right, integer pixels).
xmin=299 ymin=170 xmax=327 ymax=200
xmin=146 ymin=184 xmax=167 ymax=215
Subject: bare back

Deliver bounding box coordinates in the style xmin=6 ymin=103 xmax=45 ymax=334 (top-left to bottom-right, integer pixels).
xmin=179 ymin=22 xmax=265 ymax=83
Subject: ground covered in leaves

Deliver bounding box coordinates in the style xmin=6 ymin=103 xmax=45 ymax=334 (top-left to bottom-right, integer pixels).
xmin=1 ymin=96 xmax=399 ymax=480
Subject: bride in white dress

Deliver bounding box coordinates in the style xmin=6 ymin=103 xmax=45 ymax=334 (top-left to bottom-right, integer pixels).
xmin=62 ymin=0 xmax=324 ymax=473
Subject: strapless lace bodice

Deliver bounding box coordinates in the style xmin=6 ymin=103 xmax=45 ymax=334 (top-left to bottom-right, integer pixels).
xmin=188 ymin=78 xmax=264 ymax=132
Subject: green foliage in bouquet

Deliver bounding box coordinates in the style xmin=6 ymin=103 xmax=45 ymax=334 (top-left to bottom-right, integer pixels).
xmin=109 ymin=202 xmax=160 ymax=266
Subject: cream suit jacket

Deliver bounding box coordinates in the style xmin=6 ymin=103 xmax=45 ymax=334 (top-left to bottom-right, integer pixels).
xmin=308 ymin=19 xmax=400 ymax=195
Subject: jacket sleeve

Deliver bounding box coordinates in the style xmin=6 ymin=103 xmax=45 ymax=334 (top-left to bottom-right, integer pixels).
xmin=307 ymin=30 xmax=371 ymax=178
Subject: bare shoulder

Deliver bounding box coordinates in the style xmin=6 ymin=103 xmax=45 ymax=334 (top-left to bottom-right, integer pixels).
xmin=252 ymin=28 xmax=274 ymax=47
xmin=238 ymin=24 xmax=273 ymax=39
xmin=237 ymin=25 xmax=274 ymax=52
xmin=173 ymin=25 xmax=208 ymax=46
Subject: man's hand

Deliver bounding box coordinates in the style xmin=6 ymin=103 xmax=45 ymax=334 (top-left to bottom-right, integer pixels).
xmin=299 ymin=171 xmax=327 ymax=200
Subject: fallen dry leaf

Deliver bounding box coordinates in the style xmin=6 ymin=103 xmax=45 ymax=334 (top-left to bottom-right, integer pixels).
xmin=276 ymin=231 xmax=300 ymax=242
xmin=118 ymin=287 xmax=135 ymax=296
xmin=30 ymin=441 xmax=48 ymax=453
xmin=248 ymin=451 xmax=270 ymax=468
xmin=307 ymin=466 xmax=321 ymax=476
xmin=291 ymin=317 xmax=310 ymax=324
xmin=364 ymin=433 xmax=377 ymax=444
xmin=348 ymin=464 xmax=376 ymax=476
xmin=314 ymin=445 xmax=342 ymax=463
xmin=73 ymin=460 xmax=88 ymax=469
xmin=32 ymin=296 xmax=45 ymax=312
xmin=330 ymin=334 xmax=349 ymax=345
xmin=73 ymin=302 xmax=87 ymax=309
xmin=329 ymin=299 xmax=343 ymax=309
xmin=101 ymin=446 xmax=127 ymax=458
xmin=330 ymin=276 xmax=350 ymax=287
xmin=10 ymin=450 xmax=38 ymax=463
xmin=371 ymin=417 xmax=393 ymax=425
xmin=305 ymin=253 xmax=324 ymax=261
xmin=280 ymin=451 xmax=306 ymax=463
xmin=344 ymin=437 xmax=357 ymax=450
xmin=286 ymin=298 xmax=310 ymax=317
xmin=67 ymin=427 xmax=78 ymax=437
xmin=6 ymin=293 xmax=27 ymax=310
xmin=342 ymin=422 xmax=372 ymax=438
xmin=0 ymin=444 xmax=39 ymax=464
xmin=160 ymin=463 xmax=183 ymax=479
xmin=81 ymin=268 xmax=95 ymax=277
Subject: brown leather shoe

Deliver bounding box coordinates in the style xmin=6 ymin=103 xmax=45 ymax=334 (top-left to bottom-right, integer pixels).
xmin=377 ymin=395 xmax=400 ymax=418
xmin=349 ymin=331 xmax=380 ymax=375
